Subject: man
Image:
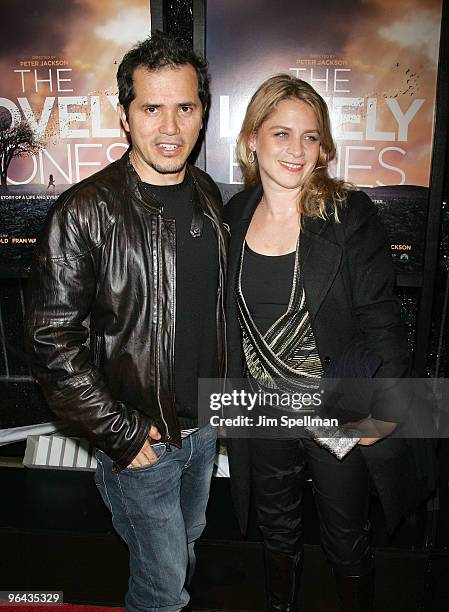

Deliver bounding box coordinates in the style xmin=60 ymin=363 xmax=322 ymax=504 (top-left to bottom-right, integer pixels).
xmin=26 ymin=32 xmax=227 ymax=612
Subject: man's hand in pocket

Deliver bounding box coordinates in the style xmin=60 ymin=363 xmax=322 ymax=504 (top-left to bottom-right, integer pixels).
xmin=128 ymin=424 xmax=162 ymax=468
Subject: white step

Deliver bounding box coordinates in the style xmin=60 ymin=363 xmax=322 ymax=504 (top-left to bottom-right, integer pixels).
xmin=23 ymin=434 xmax=97 ymax=471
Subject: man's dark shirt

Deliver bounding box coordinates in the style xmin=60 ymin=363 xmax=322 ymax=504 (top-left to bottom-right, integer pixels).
xmin=142 ymin=176 xmax=219 ymax=429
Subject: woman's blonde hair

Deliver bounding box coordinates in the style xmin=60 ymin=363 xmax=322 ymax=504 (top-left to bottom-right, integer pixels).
xmin=236 ymin=74 xmax=352 ymax=220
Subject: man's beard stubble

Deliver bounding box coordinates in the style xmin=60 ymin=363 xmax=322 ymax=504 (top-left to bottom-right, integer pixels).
xmin=149 ymin=159 xmax=187 ymax=175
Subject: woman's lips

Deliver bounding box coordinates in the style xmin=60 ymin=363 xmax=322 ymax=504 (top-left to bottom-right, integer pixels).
xmin=279 ymin=160 xmax=304 ymax=172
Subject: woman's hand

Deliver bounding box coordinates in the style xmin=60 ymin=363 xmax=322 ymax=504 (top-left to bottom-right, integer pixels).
xmin=344 ymin=418 xmax=398 ymax=446
xmin=358 ymin=437 xmax=385 ymax=446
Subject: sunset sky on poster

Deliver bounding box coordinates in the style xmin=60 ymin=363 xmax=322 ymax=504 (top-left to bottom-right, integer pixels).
xmin=1 ymin=0 xmax=151 ymax=186
xmin=206 ymin=0 xmax=443 ymax=187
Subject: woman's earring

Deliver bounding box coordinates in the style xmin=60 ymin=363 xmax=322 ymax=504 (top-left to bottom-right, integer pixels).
xmin=248 ymin=150 xmax=255 ymax=164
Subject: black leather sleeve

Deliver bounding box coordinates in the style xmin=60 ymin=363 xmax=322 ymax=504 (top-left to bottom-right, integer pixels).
xmin=25 ymin=197 xmax=151 ymax=470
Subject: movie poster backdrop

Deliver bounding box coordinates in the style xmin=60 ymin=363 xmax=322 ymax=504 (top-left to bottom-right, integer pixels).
xmin=0 ymin=1 xmax=151 ymax=437
xmin=0 ymin=0 xmax=152 ymax=277
xmin=205 ymin=0 xmax=444 ymax=277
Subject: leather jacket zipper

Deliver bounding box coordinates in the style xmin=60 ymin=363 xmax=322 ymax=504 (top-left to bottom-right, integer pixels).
xmin=155 ymin=212 xmax=172 ymax=446
xmin=188 ymin=169 xmax=228 ymax=389
xmin=204 ymin=210 xmax=228 ymax=388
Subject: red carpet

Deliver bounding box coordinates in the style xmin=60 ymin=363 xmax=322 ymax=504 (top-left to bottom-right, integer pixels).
xmin=0 ymin=606 xmax=124 ymax=612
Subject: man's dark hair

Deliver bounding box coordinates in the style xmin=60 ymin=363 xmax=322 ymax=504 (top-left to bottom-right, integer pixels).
xmin=117 ymin=31 xmax=210 ymax=118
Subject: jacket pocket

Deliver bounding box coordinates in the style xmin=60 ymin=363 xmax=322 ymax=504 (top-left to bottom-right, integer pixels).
xmin=90 ymin=331 xmax=105 ymax=368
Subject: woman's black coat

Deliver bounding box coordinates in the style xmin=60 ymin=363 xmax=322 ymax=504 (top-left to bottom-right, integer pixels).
xmin=224 ymin=184 xmax=436 ymax=534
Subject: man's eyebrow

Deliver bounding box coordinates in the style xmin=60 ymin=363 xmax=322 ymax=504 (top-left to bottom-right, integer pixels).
xmin=141 ymin=102 xmax=199 ymax=108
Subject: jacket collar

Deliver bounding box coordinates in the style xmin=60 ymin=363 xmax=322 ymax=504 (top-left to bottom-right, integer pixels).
xmin=237 ymin=183 xmax=263 ymax=222
xmin=228 ymin=183 xmax=342 ymax=320
xmin=300 ymin=218 xmax=342 ymax=320
xmin=120 ymin=148 xmax=162 ymax=213
xmin=121 ymin=149 xmax=202 ymax=221
xmin=227 ymin=184 xmax=262 ymax=288
xmin=121 ymin=149 xmax=227 ymax=252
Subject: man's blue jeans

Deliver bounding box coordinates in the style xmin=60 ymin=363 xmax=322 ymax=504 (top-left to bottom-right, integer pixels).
xmin=94 ymin=426 xmax=217 ymax=612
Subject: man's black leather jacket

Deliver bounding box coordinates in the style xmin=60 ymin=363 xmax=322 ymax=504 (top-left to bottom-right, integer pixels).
xmin=25 ymin=151 xmax=227 ymax=470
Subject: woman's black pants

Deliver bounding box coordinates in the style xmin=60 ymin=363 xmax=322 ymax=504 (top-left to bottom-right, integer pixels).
xmin=250 ymin=436 xmax=374 ymax=576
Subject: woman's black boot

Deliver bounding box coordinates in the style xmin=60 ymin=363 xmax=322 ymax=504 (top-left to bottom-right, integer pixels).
xmin=265 ymin=548 xmax=303 ymax=611
xmin=334 ymin=570 xmax=375 ymax=612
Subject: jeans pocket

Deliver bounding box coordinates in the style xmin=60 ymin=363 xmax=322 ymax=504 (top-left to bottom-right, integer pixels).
xmin=122 ymin=443 xmax=167 ymax=473
xmin=94 ymin=451 xmax=108 ymax=490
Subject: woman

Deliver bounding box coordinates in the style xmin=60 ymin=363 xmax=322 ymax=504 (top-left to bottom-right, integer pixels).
xmin=224 ymin=75 xmax=433 ymax=611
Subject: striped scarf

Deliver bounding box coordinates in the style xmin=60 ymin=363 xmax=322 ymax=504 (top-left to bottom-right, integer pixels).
xmin=236 ymin=241 xmax=323 ymax=393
